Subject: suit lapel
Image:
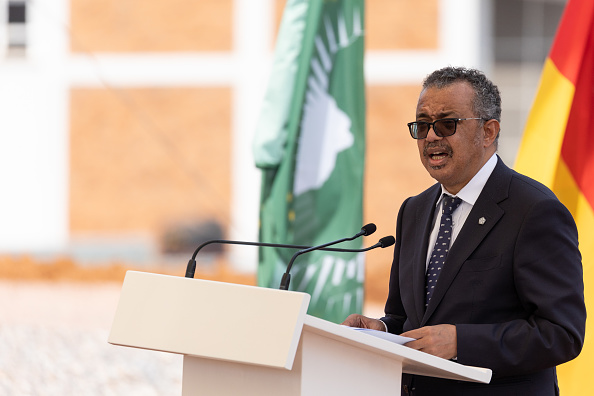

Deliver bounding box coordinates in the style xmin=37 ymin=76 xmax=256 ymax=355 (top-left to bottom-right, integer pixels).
xmin=412 ymin=186 xmax=441 ymax=325
xmin=421 ymin=159 xmax=512 ymax=324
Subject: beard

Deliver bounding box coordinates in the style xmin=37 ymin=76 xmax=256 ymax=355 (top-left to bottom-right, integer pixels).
xmin=422 ymin=142 xmax=453 ymax=169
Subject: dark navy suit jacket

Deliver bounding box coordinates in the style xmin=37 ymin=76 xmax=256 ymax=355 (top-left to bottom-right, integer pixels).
xmin=381 ymin=158 xmax=586 ymax=395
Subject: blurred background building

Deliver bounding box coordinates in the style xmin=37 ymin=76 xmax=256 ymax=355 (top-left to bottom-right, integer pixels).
xmin=0 ymin=0 xmax=566 ymax=299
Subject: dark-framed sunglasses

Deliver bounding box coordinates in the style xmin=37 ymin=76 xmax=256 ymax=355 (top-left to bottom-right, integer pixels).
xmin=407 ymin=117 xmax=484 ymax=139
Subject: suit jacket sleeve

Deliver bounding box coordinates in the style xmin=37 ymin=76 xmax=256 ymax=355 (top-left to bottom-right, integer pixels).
xmin=455 ymin=197 xmax=585 ymax=377
xmin=380 ymin=197 xmax=410 ymax=335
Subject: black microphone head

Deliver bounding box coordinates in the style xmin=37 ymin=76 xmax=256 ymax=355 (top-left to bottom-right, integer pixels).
xmin=379 ymin=235 xmax=395 ymax=248
xmin=361 ymin=223 xmax=377 ymax=236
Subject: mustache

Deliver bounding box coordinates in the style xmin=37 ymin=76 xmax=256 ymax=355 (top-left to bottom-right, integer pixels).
xmin=422 ymin=142 xmax=453 ymax=157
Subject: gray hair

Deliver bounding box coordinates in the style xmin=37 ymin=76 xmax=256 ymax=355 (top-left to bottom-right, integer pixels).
xmin=422 ymin=66 xmax=502 ymax=122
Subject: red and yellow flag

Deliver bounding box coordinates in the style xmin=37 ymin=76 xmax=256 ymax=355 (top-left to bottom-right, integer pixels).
xmin=515 ymin=0 xmax=594 ymax=393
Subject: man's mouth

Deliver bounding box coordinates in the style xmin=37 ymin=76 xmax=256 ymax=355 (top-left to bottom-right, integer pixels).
xmin=429 ymin=152 xmax=449 ymax=160
xmin=424 ymin=145 xmax=453 ymax=161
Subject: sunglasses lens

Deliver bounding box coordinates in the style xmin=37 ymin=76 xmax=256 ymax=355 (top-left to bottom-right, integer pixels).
xmin=409 ymin=123 xmax=429 ymax=139
xmin=434 ymin=119 xmax=457 ymax=137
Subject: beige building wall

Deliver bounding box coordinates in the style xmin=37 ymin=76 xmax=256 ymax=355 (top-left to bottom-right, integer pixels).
xmin=70 ymin=0 xmax=233 ymax=52
xmin=66 ymin=0 xmax=478 ymax=302
xmin=365 ymin=85 xmax=435 ymax=301
xmin=363 ymin=0 xmax=441 ymax=300
xmin=69 ymin=1 xmax=236 ymax=256
xmin=366 ymin=0 xmax=439 ymax=49
xmin=69 ymin=87 xmax=231 ymax=234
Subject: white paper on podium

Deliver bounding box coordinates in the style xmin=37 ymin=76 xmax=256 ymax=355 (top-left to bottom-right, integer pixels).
xmin=347 ymin=327 xmax=415 ymax=345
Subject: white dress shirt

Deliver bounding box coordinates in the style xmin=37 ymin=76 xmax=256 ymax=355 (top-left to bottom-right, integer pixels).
xmin=425 ymin=154 xmax=498 ymax=269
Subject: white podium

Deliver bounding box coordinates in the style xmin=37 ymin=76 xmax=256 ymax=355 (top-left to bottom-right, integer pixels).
xmin=109 ymin=271 xmax=491 ymax=395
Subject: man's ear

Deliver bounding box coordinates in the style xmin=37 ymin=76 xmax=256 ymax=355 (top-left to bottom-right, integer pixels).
xmin=483 ymin=119 xmax=500 ymax=148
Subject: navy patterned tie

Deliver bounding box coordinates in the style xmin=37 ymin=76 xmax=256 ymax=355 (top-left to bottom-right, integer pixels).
xmin=425 ymin=195 xmax=462 ymax=307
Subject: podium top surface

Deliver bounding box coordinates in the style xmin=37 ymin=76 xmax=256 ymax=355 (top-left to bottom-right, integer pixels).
xmin=303 ymin=315 xmax=491 ymax=384
xmin=109 ymin=271 xmax=491 ymax=384
xmin=108 ymin=271 xmax=310 ymax=370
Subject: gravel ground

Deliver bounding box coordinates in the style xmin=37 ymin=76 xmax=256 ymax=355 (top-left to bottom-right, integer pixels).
xmin=0 ymin=280 xmax=384 ymax=395
xmin=0 ymin=281 xmax=182 ymax=396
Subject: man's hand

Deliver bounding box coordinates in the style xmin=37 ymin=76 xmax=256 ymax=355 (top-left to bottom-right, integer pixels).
xmin=341 ymin=314 xmax=386 ymax=331
xmin=400 ymin=324 xmax=457 ymax=360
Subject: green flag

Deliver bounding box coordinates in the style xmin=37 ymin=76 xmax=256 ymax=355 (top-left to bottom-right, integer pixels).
xmin=253 ymin=0 xmax=365 ymax=323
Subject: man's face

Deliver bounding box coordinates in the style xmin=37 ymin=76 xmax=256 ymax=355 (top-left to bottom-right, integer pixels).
xmin=415 ymin=81 xmax=495 ymax=194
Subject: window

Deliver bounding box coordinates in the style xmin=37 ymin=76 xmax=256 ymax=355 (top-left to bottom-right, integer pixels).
xmin=7 ymin=0 xmax=27 ymax=56
xmin=491 ymin=0 xmax=566 ymax=164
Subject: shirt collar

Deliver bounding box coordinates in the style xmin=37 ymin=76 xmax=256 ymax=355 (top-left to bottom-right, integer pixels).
xmin=438 ymin=153 xmax=498 ymax=206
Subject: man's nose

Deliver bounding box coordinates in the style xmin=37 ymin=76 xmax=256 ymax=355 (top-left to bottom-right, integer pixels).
xmin=425 ymin=125 xmax=442 ymax=142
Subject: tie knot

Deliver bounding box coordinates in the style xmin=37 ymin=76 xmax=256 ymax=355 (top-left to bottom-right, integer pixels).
xmin=442 ymin=196 xmax=462 ymax=216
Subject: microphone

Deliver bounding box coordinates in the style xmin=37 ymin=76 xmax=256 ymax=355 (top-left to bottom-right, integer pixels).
xmin=184 ymin=230 xmax=383 ymax=279
xmin=373 ymin=235 xmax=395 ymax=249
xmin=355 ymin=223 xmax=377 ymax=238
xmin=279 ymin=223 xmax=377 ymax=290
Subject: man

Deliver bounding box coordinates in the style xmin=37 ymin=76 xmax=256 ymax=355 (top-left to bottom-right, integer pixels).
xmin=342 ymin=66 xmax=586 ymax=395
